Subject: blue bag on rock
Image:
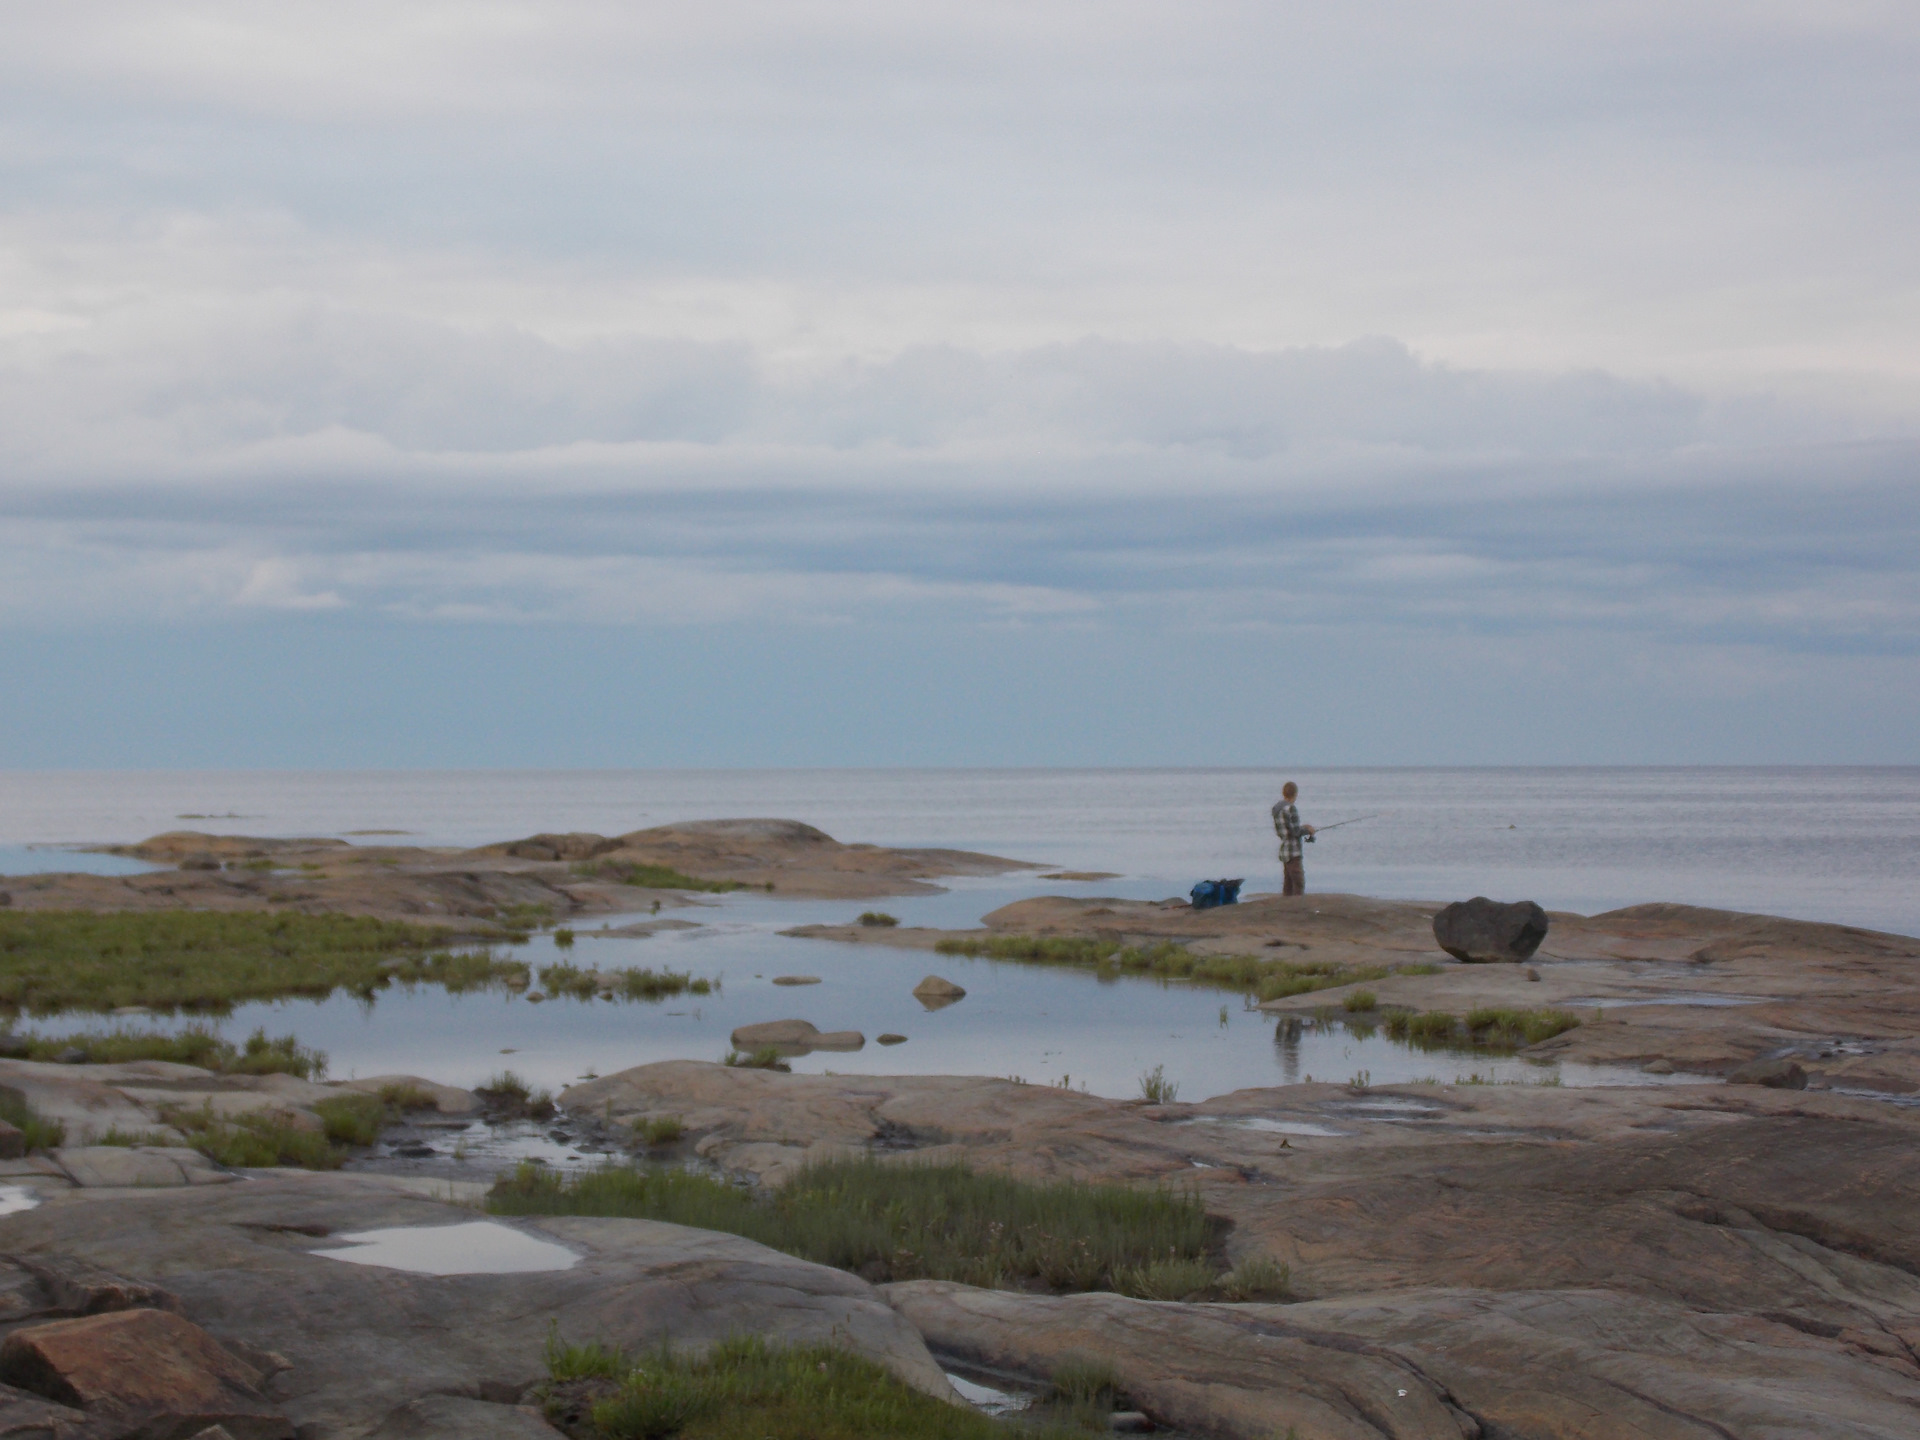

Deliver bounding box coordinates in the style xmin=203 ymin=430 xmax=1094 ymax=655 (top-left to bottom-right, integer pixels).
xmin=1189 ymin=878 xmax=1244 ymax=910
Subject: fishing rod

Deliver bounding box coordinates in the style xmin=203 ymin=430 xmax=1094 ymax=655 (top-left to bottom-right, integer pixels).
xmin=1304 ymin=812 xmax=1381 ymax=842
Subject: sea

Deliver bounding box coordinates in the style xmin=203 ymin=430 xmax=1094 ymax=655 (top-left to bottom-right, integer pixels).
xmin=0 ymin=768 xmax=1915 ymax=1107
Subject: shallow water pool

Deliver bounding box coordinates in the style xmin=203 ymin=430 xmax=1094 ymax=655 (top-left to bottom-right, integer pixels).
xmin=22 ymin=878 xmax=1715 ymax=1102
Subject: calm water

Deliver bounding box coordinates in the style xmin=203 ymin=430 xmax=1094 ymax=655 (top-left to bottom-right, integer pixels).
xmin=2 ymin=767 xmax=1916 ymax=932
xmin=2 ymin=768 xmax=1914 ymax=1101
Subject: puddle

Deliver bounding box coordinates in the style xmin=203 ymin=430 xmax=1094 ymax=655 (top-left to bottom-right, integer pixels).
xmin=1189 ymin=1117 xmax=1347 ymax=1138
xmin=1561 ymin=994 xmax=1766 ymax=1009
xmin=1338 ymin=1098 xmax=1446 ymax=1114
xmin=947 ymin=1373 xmax=1032 ymax=1417
xmin=312 ymin=1221 xmax=580 ymax=1275
xmin=0 ymin=1186 xmax=41 ymax=1217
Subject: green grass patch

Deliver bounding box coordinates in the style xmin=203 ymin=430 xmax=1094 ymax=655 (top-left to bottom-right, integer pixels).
xmin=932 ymin=934 xmax=1391 ymax=1002
xmin=0 ymin=911 xmax=528 ymax=1016
xmin=545 ymin=1333 xmax=1066 ymax=1440
xmin=1137 ymin=1064 xmax=1179 ymax=1104
xmin=721 ymin=1046 xmax=789 ymax=1071
xmin=15 ymin=1025 xmax=326 ymax=1078
xmin=476 ymin=1069 xmax=557 ymax=1119
xmin=634 ymin=1115 xmax=685 ymax=1147
xmin=573 ymin=860 xmax=745 ymax=894
xmin=161 ymin=1103 xmax=343 ymax=1169
xmin=0 ymin=1088 xmax=66 ymax=1150
xmin=490 ymin=1156 xmax=1224 ymax=1297
xmin=1343 ymin=989 xmax=1378 ymax=1012
xmin=537 ymin=963 xmax=714 ymax=1002
xmin=1384 ymin=1007 xmax=1580 ymax=1052
xmin=857 ymin=911 xmax=899 ymax=927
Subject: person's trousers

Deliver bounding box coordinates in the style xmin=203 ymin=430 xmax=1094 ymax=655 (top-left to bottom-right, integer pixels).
xmin=1282 ymin=858 xmax=1305 ymax=896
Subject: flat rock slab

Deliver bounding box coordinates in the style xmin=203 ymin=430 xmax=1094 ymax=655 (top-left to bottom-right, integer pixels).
xmin=0 ymin=1171 xmax=951 ymax=1439
xmin=887 ymin=1280 xmax=1920 ymax=1440
xmin=51 ymin=1148 xmax=234 ymax=1189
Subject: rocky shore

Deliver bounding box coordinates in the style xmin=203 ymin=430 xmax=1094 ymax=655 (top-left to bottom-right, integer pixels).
xmin=1 ymin=820 xmax=1033 ymax=926
xmin=3 ymin=821 xmax=1918 ymax=1437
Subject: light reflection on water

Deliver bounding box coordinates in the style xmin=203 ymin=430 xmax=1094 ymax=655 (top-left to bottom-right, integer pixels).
xmin=21 ymin=880 xmax=1711 ymax=1101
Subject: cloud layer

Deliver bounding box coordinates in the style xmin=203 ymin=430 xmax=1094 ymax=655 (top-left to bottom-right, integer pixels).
xmin=1 ymin=3 xmax=1916 ymax=761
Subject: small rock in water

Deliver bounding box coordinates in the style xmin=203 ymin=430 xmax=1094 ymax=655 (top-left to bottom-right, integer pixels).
xmin=1727 ymin=1056 xmax=1807 ymax=1089
xmin=912 ymin=975 xmax=966 ymax=1009
xmin=1525 ymin=967 xmax=1541 ymax=982
xmin=1109 ymin=1412 xmax=1152 ymax=1433
xmin=877 ymin=1034 xmax=908 ymax=1046
xmin=392 ymin=1145 xmax=437 ymax=1158
xmin=771 ymin=976 xmax=822 ymax=986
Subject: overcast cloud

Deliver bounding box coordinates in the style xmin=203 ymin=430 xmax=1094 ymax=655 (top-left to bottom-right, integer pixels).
xmin=1 ymin=2 xmax=1915 ymax=764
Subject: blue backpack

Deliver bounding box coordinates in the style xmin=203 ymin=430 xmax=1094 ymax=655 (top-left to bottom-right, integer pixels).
xmin=1190 ymin=878 xmax=1244 ymax=910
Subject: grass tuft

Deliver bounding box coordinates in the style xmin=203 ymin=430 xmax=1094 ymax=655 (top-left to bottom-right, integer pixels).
xmin=161 ymin=1103 xmax=342 ymax=1169
xmin=1384 ymin=1007 xmax=1580 ymax=1052
xmin=721 ymin=1046 xmax=790 ymax=1072
xmin=476 ymin=1070 xmax=557 ymax=1119
xmin=1137 ymin=1064 xmax=1179 ymax=1105
xmin=857 ymin=912 xmax=899 ymax=928
xmin=1343 ymin=989 xmax=1377 ymax=1012
xmin=490 ymin=1156 xmax=1218 ymax=1295
xmin=635 ymin=1115 xmax=685 ymax=1147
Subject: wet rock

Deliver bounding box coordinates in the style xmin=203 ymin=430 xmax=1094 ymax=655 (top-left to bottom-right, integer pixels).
xmin=1727 ymin=1056 xmax=1808 ymax=1089
xmin=912 ymin=976 xmax=966 ymax=1007
xmin=729 ymin=1021 xmax=864 ymax=1052
xmin=51 ymin=1148 xmax=234 ymax=1189
xmin=1108 ymin=1412 xmax=1152 ymax=1433
xmin=877 ymin=1034 xmax=908 ymax=1046
xmin=771 ymin=976 xmax=821 ymax=987
xmin=0 ymin=1308 xmax=290 ymax=1439
xmin=1432 ymin=897 xmax=1549 ymax=963
xmin=731 ymin=1020 xmax=823 ymax=1048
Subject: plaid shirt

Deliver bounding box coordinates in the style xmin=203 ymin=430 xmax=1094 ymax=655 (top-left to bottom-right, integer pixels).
xmin=1272 ymin=800 xmax=1303 ymax=862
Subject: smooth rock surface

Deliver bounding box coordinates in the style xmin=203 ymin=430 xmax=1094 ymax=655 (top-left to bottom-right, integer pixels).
xmin=1431 ymin=896 xmax=1550 ymax=963
xmin=50 ymin=1148 xmax=233 ymax=1190
xmin=0 ymin=1171 xmax=954 ymax=1438
xmin=362 ymin=1395 xmax=563 ymax=1439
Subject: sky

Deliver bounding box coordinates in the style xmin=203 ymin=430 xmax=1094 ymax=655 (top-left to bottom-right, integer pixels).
xmin=1 ymin=1 xmax=1916 ymax=768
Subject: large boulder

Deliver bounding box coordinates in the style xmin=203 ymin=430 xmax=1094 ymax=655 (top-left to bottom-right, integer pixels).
xmin=1432 ymin=897 xmax=1549 ymax=963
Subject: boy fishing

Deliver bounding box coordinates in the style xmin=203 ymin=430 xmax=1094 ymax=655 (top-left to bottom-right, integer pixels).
xmin=1271 ymin=781 xmax=1315 ymax=896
